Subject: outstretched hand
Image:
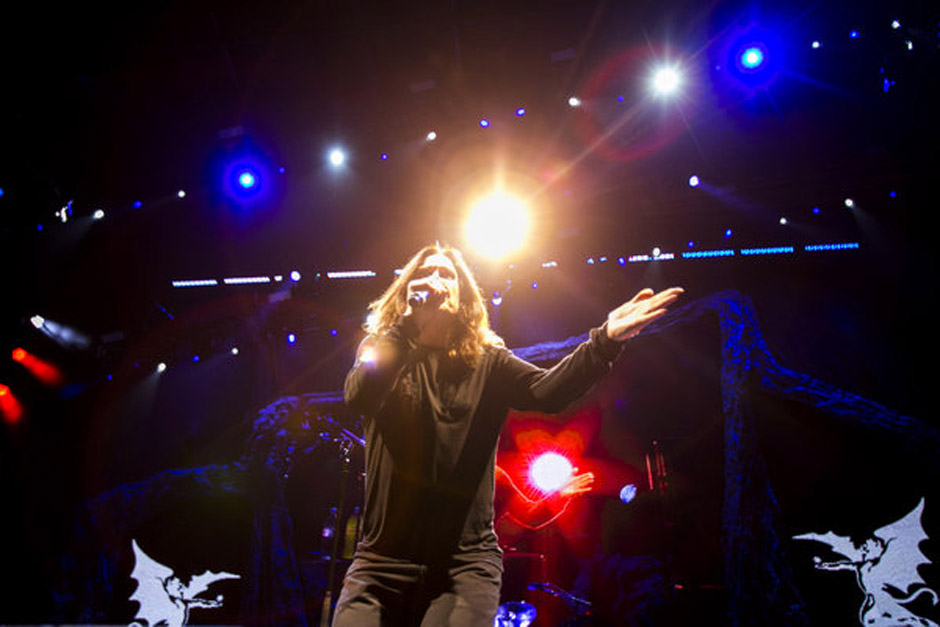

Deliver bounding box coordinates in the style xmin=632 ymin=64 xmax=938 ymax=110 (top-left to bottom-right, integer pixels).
xmin=606 ymin=287 xmax=684 ymax=342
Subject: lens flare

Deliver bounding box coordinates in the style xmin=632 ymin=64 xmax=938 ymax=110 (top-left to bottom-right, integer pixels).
xmin=464 ymin=193 xmax=530 ymax=259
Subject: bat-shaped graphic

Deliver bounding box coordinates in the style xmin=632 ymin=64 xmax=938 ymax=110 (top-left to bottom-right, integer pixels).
xmin=129 ymin=539 xmax=240 ymax=627
xmin=794 ymin=498 xmax=938 ymax=626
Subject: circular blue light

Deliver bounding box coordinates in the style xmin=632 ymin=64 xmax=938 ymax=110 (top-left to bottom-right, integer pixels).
xmin=287 ymin=333 xmax=296 ymax=344
xmin=0 ymin=188 xmax=5 ymax=197
xmin=725 ymin=229 xmax=733 ymax=238
xmin=238 ymin=170 xmax=257 ymax=189
xmin=479 ymin=118 xmax=490 ymax=128
xmin=515 ymin=107 xmax=526 ymax=117
xmin=380 ymin=153 xmax=389 ymax=161
xmin=330 ymin=329 xmax=338 ymax=337
xmin=688 ymin=175 xmax=700 ymax=187
xmin=849 ymin=29 xmax=859 ymax=39
xmin=740 ymin=46 xmax=764 ymax=70
xmin=290 ymin=270 xmax=301 ymax=282
xmin=132 ymin=200 xmax=143 ymax=209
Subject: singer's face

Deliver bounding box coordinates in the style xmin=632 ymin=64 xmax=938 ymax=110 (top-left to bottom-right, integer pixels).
xmin=408 ymin=253 xmax=460 ymax=314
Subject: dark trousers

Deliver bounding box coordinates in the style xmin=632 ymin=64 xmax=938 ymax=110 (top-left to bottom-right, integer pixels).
xmin=331 ymin=551 xmax=502 ymax=626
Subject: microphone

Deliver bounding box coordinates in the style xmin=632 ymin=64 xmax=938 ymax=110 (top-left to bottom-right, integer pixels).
xmin=408 ymin=290 xmax=430 ymax=308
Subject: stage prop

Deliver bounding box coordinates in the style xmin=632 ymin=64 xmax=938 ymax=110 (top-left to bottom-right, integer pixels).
xmin=53 ymin=291 xmax=936 ymax=625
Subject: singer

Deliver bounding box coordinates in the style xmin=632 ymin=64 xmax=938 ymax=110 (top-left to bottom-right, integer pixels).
xmin=333 ymin=243 xmax=682 ymax=626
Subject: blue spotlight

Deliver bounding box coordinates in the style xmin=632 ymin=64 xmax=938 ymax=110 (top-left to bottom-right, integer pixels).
xmin=132 ymin=200 xmax=143 ymax=209
xmin=515 ymin=107 xmax=526 ymax=117
xmin=217 ymin=145 xmax=275 ymax=206
xmin=237 ymin=169 xmax=258 ymax=190
xmin=330 ymin=329 xmax=338 ymax=337
xmin=688 ymin=175 xmax=700 ymax=187
xmin=479 ymin=118 xmax=490 ymax=128
xmin=290 ymin=270 xmax=301 ymax=282
xmin=380 ymin=153 xmax=389 ymax=161
xmin=849 ymin=30 xmax=859 ymax=39
xmin=0 ymin=188 xmax=4 ymax=197
xmin=738 ymin=46 xmax=765 ymax=71
xmin=287 ymin=333 xmax=297 ymax=345
xmin=715 ymin=26 xmax=781 ymax=96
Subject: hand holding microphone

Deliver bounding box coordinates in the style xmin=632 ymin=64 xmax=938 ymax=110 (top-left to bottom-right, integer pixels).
xmin=404 ymin=277 xmax=455 ymax=348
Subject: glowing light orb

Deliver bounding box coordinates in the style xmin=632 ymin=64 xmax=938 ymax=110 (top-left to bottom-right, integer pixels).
xmin=529 ymin=452 xmax=574 ymax=494
xmin=329 ymin=149 xmax=346 ymax=166
xmin=156 ymin=362 xmax=167 ymax=373
xmin=651 ymin=67 xmax=681 ymax=95
xmin=464 ymin=193 xmax=530 ymax=259
xmin=739 ymin=46 xmax=765 ymax=70
xmin=237 ymin=170 xmax=257 ymax=189
xmin=688 ymin=175 xmax=700 ymax=187
xmin=92 ymin=209 xmax=105 ymax=220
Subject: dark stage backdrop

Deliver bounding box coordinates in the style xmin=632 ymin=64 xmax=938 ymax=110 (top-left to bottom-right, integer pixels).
xmin=1 ymin=243 xmax=936 ymax=626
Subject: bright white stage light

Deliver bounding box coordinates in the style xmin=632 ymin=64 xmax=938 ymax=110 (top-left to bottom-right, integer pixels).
xmin=156 ymin=362 xmax=167 ymax=373
xmin=329 ymin=148 xmax=346 ymax=166
xmin=464 ymin=192 xmax=530 ymax=259
xmin=30 ymin=315 xmax=45 ymax=329
xmin=92 ymin=209 xmax=105 ymax=220
xmin=844 ymin=198 xmax=855 ymax=208
xmin=426 ymin=131 xmax=437 ymax=141
xmin=177 ymin=190 xmax=186 ymax=198
xmin=688 ymin=175 xmax=700 ymax=187
xmin=567 ymin=96 xmax=581 ymax=107
xmin=652 ymin=67 xmax=681 ymax=96
xmin=529 ymin=452 xmax=574 ymax=494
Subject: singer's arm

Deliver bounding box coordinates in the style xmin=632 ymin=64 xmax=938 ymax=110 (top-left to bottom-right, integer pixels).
xmin=344 ymin=320 xmax=417 ymax=419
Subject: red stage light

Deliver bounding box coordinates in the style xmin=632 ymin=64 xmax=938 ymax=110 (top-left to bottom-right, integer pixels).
xmin=0 ymin=384 xmax=24 ymax=424
xmin=10 ymin=348 xmax=63 ymax=386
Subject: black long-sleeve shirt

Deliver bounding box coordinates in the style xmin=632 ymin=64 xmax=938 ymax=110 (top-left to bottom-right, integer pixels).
xmin=344 ymin=322 xmax=622 ymax=565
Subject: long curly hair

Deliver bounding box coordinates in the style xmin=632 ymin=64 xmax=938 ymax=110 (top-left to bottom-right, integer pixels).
xmin=364 ymin=244 xmax=503 ymax=364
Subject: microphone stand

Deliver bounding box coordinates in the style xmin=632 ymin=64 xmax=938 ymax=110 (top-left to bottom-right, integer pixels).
xmin=320 ymin=437 xmax=354 ymax=626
